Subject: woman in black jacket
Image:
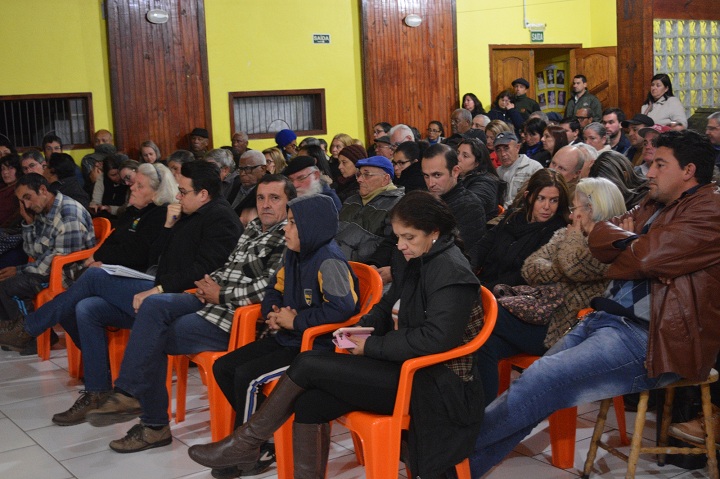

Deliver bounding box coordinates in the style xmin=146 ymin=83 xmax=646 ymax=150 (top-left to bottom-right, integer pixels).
xmin=189 ymin=191 xmax=484 ymax=478
xmin=456 ymin=138 xmax=502 ymax=222
xmin=488 ymin=89 xmax=524 ymax=135
xmin=474 ymin=169 xmax=569 ymax=289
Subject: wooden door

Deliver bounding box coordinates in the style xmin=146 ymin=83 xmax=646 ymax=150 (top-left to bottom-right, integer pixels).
xmin=570 ymin=47 xmax=618 ymax=110
xmin=490 ymin=49 xmax=535 ymax=100
xmin=106 ymin=0 xmax=212 ymax=158
xmin=361 ymin=0 xmax=458 ymax=143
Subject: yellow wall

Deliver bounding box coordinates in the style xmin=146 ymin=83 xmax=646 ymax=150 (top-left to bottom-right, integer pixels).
xmin=456 ymin=0 xmax=617 ymax=108
xmin=1 ymin=0 xmax=618 ymax=158
xmin=204 ymin=0 xmax=365 ymax=151
xmin=0 ymin=0 xmax=112 ymax=162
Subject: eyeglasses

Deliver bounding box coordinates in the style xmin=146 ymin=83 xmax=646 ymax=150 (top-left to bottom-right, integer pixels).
xmin=392 ymin=159 xmax=411 ymax=166
xmin=373 ymin=129 xmax=385 ymax=135
xmin=177 ymin=187 xmax=197 ymax=197
xmin=237 ymin=165 xmax=263 ymax=173
xmin=291 ymin=172 xmax=314 ymax=183
xmin=355 ymin=171 xmax=385 ymax=180
xmin=375 ymin=143 xmax=392 ymax=150
xmin=706 ymin=125 xmax=720 ymax=132
xmin=576 ymin=116 xmax=591 ymax=120
xmin=569 ymin=204 xmax=590 ymax=213
xmin=427 ymin=128 xmax=441 ymax=134
xmin=390 ymin=142 xmax=402 ymax=151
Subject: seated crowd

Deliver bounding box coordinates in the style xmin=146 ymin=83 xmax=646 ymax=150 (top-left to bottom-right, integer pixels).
xmin=0 ymin=71 xmax=718 ymax=479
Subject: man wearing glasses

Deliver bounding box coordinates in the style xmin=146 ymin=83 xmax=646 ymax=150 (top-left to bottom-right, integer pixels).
xmin=574 ymin=107 xmax=593 ymax=129
xmin=373 ymin=135 xmax=394 ymax=160
xmin=230 ymin=150 xmax=267 ymax=209
xmin=335 ymin=156 xmax=403 ymax=265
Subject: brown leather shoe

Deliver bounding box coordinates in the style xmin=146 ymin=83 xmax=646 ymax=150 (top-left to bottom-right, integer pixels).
xmin=86 ymin=392 xmax=142 ymax=427
xmin=109 ymin=423 xmax=172 ymax=453
xmin=669 ymin=404 xmax=720 ymax=447
xmin=188 ymin=374 xmax=304 ymax=469
xmin=53 ymin=390 xmax=112 ymax=426
xmin=0 ymin=318 xmax=34 ymax=352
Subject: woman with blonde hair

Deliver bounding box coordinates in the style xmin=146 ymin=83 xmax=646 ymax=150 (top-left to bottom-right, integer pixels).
xmin=327 ymin=133 xmax=354 ymax=182
xmin=262 ymin=147 xmax=286 ymax=174
xmin=139 ymin=140 xmax=163 ymax=164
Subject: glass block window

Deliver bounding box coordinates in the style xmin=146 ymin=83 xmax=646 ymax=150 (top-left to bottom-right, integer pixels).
xmin=0 ymin=93 xmax=93 ymax=149
xmin=230 ymin=89 xmax=326 ymax=140
xmin=654 ymin=20 xmax=720 ymax=118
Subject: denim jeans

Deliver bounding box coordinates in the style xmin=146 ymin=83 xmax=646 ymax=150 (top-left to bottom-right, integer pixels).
xmin=24 ymin=267 xmax=152 ymax=348
xmin=476 ymin=305 xmax=549 ymax=406
xmin=469 ymin=311 xmax=680 ymax=478
xmin=114 ymin=293 xmax=230 ymax=426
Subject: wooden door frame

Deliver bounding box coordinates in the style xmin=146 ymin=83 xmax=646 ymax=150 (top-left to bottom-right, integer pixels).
xmin=489 ymin=44 xmax=582 ymax=98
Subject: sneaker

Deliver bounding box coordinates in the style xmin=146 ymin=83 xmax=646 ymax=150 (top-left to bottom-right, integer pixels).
xmin=0 ymin=319 xmax=34 ymax=352
xmin=669 ymin=404 xmax=720 ymax=447
xmin=210 ymin=442 xmax=275 ymax=478
xmin=109 ymin=423 xmax=172 ymax=453
xmin=52 ymin=390 xmax=112 ymax=426
xmin=86 ymin=392 xmax=143 ymax=427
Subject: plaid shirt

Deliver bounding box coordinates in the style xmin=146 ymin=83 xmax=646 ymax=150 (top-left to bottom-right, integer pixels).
xmin=17 ymin=192 xmax=95 ymax=278
xmin=198 ymin=217 xmax=286 ymax=332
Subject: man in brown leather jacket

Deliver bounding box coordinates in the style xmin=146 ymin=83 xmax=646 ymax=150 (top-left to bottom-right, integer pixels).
xmin=470 ymin=129 xmax=720 ymax=477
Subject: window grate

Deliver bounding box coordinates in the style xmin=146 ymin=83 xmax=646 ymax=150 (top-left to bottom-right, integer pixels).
xmin=229 ymin=89 xmax=326 ymax=139
xmin=0 ymin=93 xmax=93 ymax=149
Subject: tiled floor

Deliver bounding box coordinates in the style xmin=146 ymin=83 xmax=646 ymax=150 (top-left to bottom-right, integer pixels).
xmin=0 ymin=343 xmax=713 ymax=479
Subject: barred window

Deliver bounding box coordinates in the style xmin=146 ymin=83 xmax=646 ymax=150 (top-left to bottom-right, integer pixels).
xmin=0 ymin=93 xmax=93 ymax=150
xmin=230 ymin=89 xmax=326 ymax=140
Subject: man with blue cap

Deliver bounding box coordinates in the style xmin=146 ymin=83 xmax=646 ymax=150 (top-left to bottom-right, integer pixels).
xmin=335 ymin=156 xmax=404 ymax=264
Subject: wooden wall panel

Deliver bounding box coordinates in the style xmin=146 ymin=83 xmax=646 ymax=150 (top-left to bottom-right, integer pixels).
xmin=361 ymin=0 xmax=457 ymax=143
xmin=106 ymin=0 xmax=211 ymax=159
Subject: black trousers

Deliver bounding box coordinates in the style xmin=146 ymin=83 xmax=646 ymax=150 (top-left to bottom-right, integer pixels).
xmin=0 ymin=272 xmax=46 ymax=323
xmin=213 ymin=336 xmax=300 ymax=427
xmin=286 ymin=350 xmax=401 ymax=424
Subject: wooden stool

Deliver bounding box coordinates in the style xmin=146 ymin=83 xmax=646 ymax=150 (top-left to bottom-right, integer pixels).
xmin=582 ymin=369 xmax=719 ymax=479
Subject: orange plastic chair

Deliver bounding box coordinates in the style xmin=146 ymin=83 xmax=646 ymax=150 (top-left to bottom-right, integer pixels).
xmin=173 ymin=303 xmax=263 ymax=435
xmin=176 ymin=262 xmax=383 ymax=441
xmin=36 ymin=217 xmax=113 ymax=364
xmin=269 ymin=262 xmax=383 ymax=479
xmin=496 ymin=309 xmax=629 ymax=469
xmin=316 ymin=286 xmax=497 ymax=479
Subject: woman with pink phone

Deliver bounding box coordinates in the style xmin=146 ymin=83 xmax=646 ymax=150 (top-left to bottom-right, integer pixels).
xmin=190 ymin=184 xmax=485 ymax=479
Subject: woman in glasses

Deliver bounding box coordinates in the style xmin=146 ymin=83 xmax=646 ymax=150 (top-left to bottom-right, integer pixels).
xmin=392 ymin=140 xmax=427 ymax=192
xmin=425 ymin=120 xmax=445 ymax=145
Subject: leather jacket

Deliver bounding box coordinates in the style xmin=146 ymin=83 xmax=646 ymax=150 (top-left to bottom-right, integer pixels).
xmin=589 ymin=183 xmax=720 ymax=381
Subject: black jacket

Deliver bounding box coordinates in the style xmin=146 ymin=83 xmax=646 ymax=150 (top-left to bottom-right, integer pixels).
xmin=360 ymin=236 xmax=482 ymax=476
xmin=152 ymin=197 xmax=243 ymax=292
xmin=440 ymin=184 xmax=485 ymax=268
xmin=394 ymin=161 xmax=426 ymax=192
xmin=50 ymin=177 xmax=90 ymax=210
xmin=93 ymin=203 xmax=167 ymax=272
xmin=331 ymin=175 xmax=359 ymax=204
xmin=474 ymin=211 xmax=566 ymax=288
xmin=461 ymin=170 xmax=502 ymax=223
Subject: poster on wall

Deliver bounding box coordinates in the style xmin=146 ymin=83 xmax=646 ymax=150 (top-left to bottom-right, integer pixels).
xmin=535 ymin=62 xmax=568 ymax=113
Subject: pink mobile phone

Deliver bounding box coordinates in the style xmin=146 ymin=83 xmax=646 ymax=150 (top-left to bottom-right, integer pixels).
xmin=332 ymin=327 xmax=374 ymax=349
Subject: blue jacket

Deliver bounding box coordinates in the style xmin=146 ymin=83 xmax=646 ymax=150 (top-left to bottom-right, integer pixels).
xmin=263 ymin=194 xmax=359 ymax=348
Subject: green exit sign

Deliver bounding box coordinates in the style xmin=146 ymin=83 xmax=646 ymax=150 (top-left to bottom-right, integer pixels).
xmin=531 ymin=31 xmax=544 ymax=43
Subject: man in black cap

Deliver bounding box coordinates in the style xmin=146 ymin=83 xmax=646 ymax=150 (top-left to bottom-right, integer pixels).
xmin=189 ymin=128 xmax=210 ymax=161
xmin=494 ymin=131 xmax=543 ymax=208
xmin=282 ymin=156 xmax=341 ymax=211
xmin=512 ymin=78 xmax=540 ymax=121
xmin=373 ymin=135 xmax=394 ymax=160
xmin=622 ymin=114 xmax=655 ymax=165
